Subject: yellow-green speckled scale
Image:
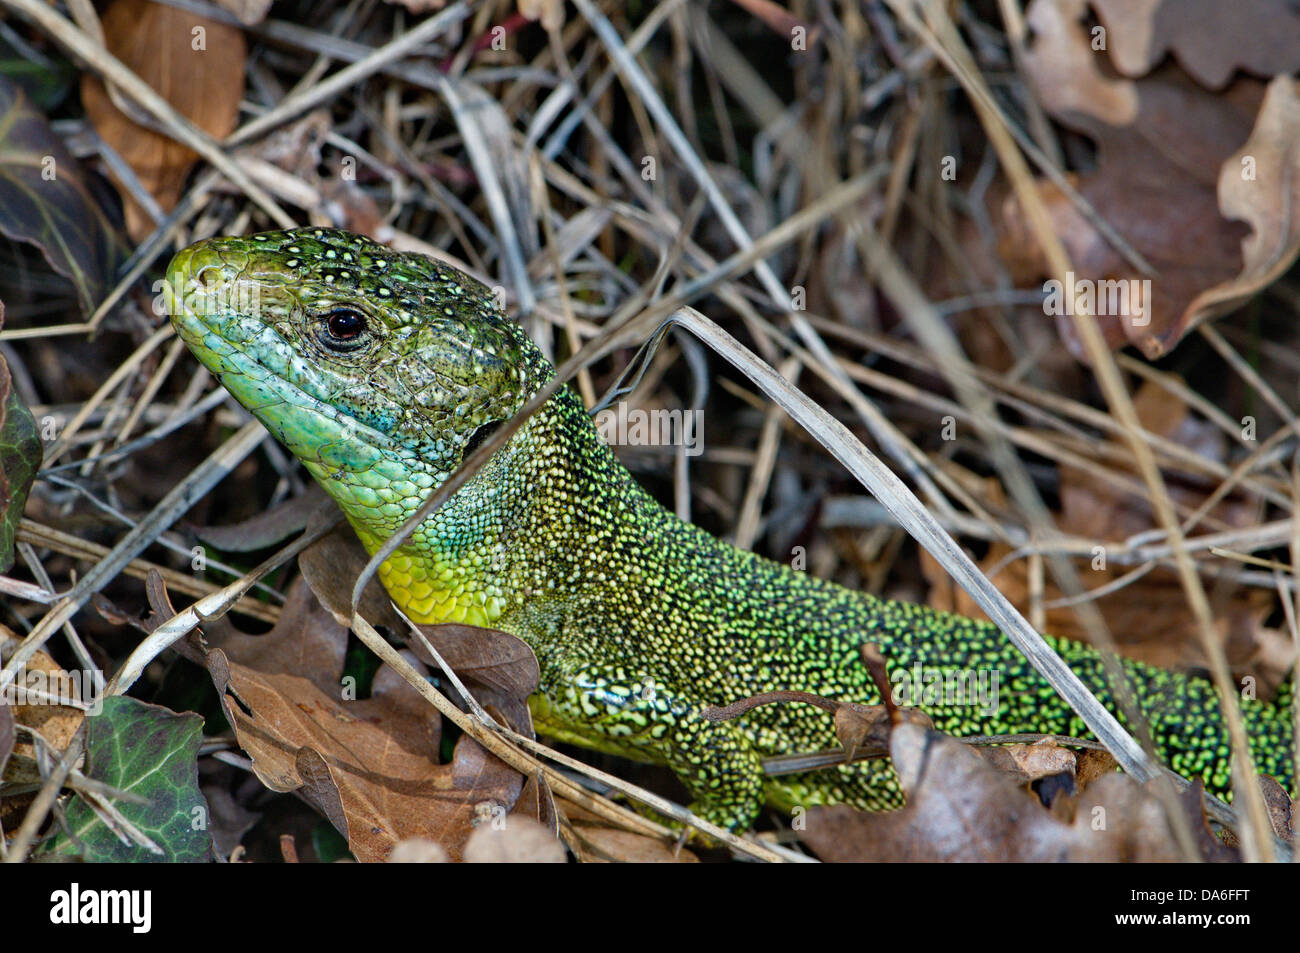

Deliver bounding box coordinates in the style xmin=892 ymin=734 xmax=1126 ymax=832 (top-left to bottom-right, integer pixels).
xmin=167 ymin=227 xmax=1295 ymax=831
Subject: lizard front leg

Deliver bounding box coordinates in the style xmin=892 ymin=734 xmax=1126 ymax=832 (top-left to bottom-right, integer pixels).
xmin=529 ymin=648 xmax=767 ymax=832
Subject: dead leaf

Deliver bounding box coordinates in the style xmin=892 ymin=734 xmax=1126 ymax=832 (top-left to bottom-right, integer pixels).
xmin=0 ymin=78 xmax=130 ymax=316
xmin=980 ymin=738 xmax=1079 ymax=785
xmin=201 ymin=781 xmax=262 ymax=859
xmin=511 ymin=772 xmax=559 ymax=837
xmin=408 ymin=623 xmax=540 ymax=734
xmin=1257 ymin=775 xmax=1295 ymax=841
xmin=1075 ymin=747 xmax=1121 ymax=789
xmin=0 ymin=626 xmax=85 ymax=785
xmin=1004 ymin=0 xmax=1300 ymax=358
xmin=833 ymin=703 xmax=891 ymax=761
xmin=1090 ymin=0 xmax=1300 ymax=89
xmin=297 ymin=521 xmax=405 ymax=632
xmin=81 ymin=0 xmax=246 ymax=240
xmin=802 ymin=720 xmax=1234 ymax=861
xmin=200 ymin=579 xmax=524 ymax=862
xmin=321 ymin=167 xmax=386 ymax=237
xmin=1022 ymin=0 xmax=1136 ymax=124
xmin=1188 ymin=77 xmax=1300 ymax=327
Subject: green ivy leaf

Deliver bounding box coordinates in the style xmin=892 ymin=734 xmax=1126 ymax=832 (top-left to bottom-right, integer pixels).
xmin=43 ymin=696 xmax=212 ymax=863
xmin=0 ymin=304 xmax=40 ymax=573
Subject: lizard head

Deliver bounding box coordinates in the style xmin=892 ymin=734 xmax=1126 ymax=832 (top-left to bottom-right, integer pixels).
xmin=164 ymin=227 xmax=554 ymax=492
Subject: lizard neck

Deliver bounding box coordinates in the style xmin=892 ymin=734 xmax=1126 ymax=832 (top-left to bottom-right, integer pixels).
xmin=341 ymin=385 xmax=658 ymax=630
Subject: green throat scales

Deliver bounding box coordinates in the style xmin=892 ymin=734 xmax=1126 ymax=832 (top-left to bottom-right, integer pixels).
xmin=167 ymin=227 xmax=1295 ymax=831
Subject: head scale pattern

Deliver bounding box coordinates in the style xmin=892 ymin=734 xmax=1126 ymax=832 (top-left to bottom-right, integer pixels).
xmin=170 ymin=227 xmax=554 ymax=473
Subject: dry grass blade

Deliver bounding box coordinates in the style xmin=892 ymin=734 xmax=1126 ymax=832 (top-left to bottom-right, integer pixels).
xmin=227 ymin=4 xmax=472 ymax=146
xmin=436 ymin=76 xmax=536 ymax=314
xmin=571 ymin=0 xmax=791 ymax=308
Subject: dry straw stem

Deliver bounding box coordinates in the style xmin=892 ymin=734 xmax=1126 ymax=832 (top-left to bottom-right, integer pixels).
xmin=12 ymin=538 xmax=99 ymax=683
xmin=41 ymin=325 xmax=174 ymax=465
xmin=1201 ymin=323 xmax=1300 ymax=440
xmin=437 ymin=76 xmax=536 ymax=316
xmin=12 ymin=519 xmax=282 ymax=624
xmin=222 ymin=3 xmax=473 ymax=147
xmin=816 ymin=320 xmax=1291 ymax=514
xmin=83 ymin=167 xmax=228 ymax=330
xmin=734 ymin=356 xmax=803 ymax=550
xmin=3 ymin=730 xmax=84 ymax=863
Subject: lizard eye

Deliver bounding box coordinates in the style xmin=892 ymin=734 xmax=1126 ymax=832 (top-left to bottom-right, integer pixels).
xmin=318 ymin=309 xmax=368 ymax=350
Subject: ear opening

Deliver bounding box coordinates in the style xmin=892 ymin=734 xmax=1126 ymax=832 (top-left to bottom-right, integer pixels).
xmin=463 ymin=418 xmax=504 ymax=459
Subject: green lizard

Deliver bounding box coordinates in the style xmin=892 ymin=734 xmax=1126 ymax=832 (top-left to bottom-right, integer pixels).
xmin=165 ymin=227 xmax=1295 ymax=831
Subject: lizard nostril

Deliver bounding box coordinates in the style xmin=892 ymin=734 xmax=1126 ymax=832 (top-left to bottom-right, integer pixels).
xmin=193 ymin=264 xmax=223 ymax=289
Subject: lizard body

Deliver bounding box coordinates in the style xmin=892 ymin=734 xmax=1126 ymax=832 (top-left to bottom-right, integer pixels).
xmin=166 ymin=227 xmax=1294 ymax=830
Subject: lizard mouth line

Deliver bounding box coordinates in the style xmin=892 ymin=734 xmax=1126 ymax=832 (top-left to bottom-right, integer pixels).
xmin=164 ymin=250 xmax=398 ymax=455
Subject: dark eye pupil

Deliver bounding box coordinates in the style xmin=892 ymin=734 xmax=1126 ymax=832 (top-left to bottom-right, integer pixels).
xmin=327 ymin=310 xmax=365 ymax=339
